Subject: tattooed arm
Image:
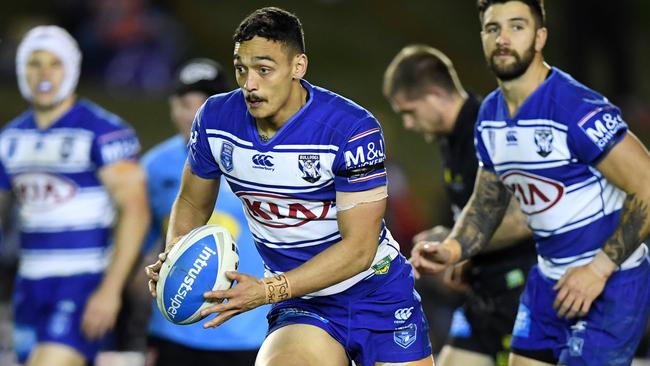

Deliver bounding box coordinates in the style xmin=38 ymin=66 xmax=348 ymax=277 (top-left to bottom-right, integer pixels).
xmin=553 ymin=132 xmax=650 ymax=319
xmin=449 ymin=168 xmax=513 ymax=260
xmin=597 ymin=133 xmax=650 ymax=265
xmin=410 ymin=167 xmax=512 ymax=277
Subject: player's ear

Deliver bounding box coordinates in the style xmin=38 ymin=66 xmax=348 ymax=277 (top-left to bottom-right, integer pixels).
xmin=292 ymin=53 xmax=308 ymax=80
xmin=534 ymin=27 xmax=548 ymax=52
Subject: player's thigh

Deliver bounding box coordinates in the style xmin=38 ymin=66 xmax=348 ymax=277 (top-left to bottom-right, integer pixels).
xmin=437 ymin=345 xmax=495 ymax=366
xmin=26 ymin=343 xmax=85 ymax=366
xmin=509 ymin=353 xmax=555 ymax=366
xmin=375 ymin=354 xmax=434 ymax=366
xmin=256 ymin=324 xmax=348 ymax=366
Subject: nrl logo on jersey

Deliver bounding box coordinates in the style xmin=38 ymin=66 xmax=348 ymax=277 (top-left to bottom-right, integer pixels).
xmin=220 ymin=142 xmax=234 ymax=172
xmin=534 ymin=128 xmax=553 ymax=157
xmin=298 ymin=154 xmax=321 ymax=183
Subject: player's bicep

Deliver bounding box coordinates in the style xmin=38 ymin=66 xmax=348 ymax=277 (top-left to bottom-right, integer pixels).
xmin=98 ymin=160 xmax=147 ymax=208
xmin=596 ymin=132 xmax=650 ymax=195
xmin=178 ymin=161 xmax=220 ymax=215
xmin=336 ymin=190 xmax=386 ymax=250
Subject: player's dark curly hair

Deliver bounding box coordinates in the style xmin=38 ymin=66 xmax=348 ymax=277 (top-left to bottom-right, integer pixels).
xmin=477 ymin=0 xmax=545 ymax=28
xmin=233 ymin=7 xmax=305 ymax=54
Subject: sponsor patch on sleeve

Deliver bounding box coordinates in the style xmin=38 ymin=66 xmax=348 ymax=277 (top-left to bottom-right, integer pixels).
xmin=341 ymin=139 xmax=386 ymax=183
xmin=577 ymin=107 xmax=627 ymax=150
xmin=98 ymin=129 xmax=140 ymax=164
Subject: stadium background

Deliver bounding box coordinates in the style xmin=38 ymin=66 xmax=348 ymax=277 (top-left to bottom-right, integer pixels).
xmin=1 ymin=0 xmax=650 ymax=362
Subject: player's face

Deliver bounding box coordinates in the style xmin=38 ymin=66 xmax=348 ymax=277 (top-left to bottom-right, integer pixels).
xmin=480 ymin=2 xmax=542 ymax=81
xmin=390 ymin=91 xmax=446 ymax=142
xmin=169 ymin=91 xmax=208 ymax=141
xmin=233 ymin=36 xmax=304 ymax=120
xmin=25 ymin=50 xmax=66 ymax=109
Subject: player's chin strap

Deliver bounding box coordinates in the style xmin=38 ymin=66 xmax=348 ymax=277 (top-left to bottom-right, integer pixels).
xmin=262 ymin=274 xmax=292 ymax=304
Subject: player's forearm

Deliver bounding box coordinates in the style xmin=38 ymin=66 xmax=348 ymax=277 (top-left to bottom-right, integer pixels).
xmin=100 ymin=186 xmax=150 ymax=294
xmin=166 ymin=195 xmax=213 ymax=247
xmin=483 ymin=197 xmax=531 ymax=252
xmin=449 ymin=168 xmax=512 ymax=261
xmin=602 ymin=191 xmax=650 ymax=266
xmin=166 ymin=166 xmax=219 ymax=247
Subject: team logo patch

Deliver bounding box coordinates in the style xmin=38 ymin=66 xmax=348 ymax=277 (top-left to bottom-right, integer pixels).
xmin=512 ymin=303 xmax=531 ymax=338
xmin=220 ymin=142 xmax=234 ymax=172
xmin=298 ymin=154 xmax=321 ymax=183
xmin=534 ymin=128 xmax=554 ymax=157
xmin=393 ymin=323 xmax=417 ymax=349
xmin=449 ymin=308 xmax=472 ymax=338
xmin=567 ymin=321 xmax=587 ymax=357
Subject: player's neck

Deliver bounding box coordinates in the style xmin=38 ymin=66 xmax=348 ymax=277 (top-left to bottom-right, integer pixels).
xmin=33 ymin=94 xmax=76 ymax=129
xmin=498 ymin=57 xmax=550 ymax=117
xmin=257 ymin=81 xmax=307 ymax=137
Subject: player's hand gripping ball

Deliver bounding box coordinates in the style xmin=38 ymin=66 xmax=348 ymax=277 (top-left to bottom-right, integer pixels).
xmin=156 ymin=225 xmax=239 ymax=324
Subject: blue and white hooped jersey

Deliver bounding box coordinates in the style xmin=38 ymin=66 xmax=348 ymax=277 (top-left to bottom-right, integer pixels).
xmin=475 ymin=68 xmax=647 ymax=279
xmin=0 ymin=100 xmax=140 ymax=279
xmin=188 ymin=80 xmax=400 ymax=296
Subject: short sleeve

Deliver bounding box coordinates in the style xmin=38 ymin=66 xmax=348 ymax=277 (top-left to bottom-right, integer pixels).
xmin=332 ymin=116 xmax=387 ymax=192
xmin=92 ymin=125 xmax=140 ymax=167
xmin=187 ymin=101 xmax=222 ymax=179
xmin=473 ymin=108 xmax=496 ymax=173
xmin=569 ymin=106 xmax=628 ymax=164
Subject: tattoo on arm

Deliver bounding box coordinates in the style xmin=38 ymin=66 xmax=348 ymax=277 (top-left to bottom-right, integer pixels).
xmin=450 ymin=169 xmax=512 ymax=260
xmin=602 ymin=193 xmax=648 ymax=265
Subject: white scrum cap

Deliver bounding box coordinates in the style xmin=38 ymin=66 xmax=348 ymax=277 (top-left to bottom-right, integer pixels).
xmin=16 ymin=25 xmax=82 ymax=103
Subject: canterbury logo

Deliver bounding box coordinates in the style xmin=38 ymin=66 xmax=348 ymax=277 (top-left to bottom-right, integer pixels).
xmin=252 ymin=154 xmax=274 ymax=167
xmin=394 ymin=307 xmax=414 ymax=321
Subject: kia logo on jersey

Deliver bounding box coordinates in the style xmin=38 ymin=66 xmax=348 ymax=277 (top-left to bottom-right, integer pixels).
xmin=236 ymin=191 xmax=331 ymax=228
xmin=501 ymin=171 xmax=564 ymax=215
xmin=13 ymin=173 xmax=77 ymax=211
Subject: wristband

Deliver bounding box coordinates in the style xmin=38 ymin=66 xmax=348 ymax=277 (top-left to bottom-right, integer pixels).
xmin=262 ymin=274 xmax=292 ymax=304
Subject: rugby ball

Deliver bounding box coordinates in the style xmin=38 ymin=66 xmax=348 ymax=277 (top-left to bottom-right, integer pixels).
xmin=156 ymin=225 xmax=239 ymax=324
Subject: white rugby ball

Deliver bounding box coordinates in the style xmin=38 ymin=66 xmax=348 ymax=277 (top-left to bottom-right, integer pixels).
xmin=156 ymin=225 xmax=239 ymax=325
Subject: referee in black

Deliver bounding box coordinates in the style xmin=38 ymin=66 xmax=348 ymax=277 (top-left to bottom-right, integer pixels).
xmin=383 ymin=44 xmax=536 ymax=366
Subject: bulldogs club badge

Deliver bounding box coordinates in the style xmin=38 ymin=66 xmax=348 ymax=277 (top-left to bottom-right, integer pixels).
xmin=220 ymin=142 xmax=234 ymax=172
xmin=534 ymin=128 xmax=553 ymax=157
xmin=298 ymin=154 xmax=321 ymax=183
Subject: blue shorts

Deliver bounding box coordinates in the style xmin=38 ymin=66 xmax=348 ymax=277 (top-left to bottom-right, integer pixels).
xmin=267 ymin=255 xmax=432 ymax=366
xmin=511 ymin=262 xmax=650 ymax=366
xmin=13 ymin=273 xmax=109 ymax=362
